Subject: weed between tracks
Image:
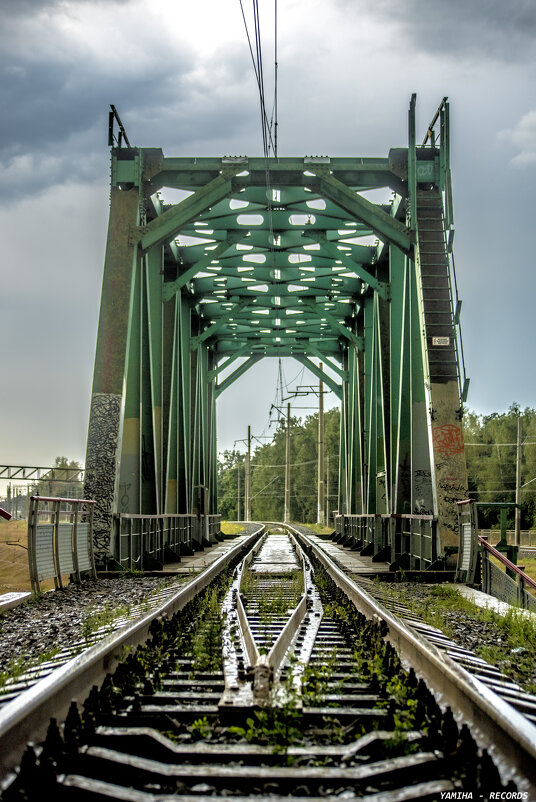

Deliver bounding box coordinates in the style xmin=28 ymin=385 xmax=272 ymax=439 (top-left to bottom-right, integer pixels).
xmin=240 ymin=567 xmax=304 ymax=615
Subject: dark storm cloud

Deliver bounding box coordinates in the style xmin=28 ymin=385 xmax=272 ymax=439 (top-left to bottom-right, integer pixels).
xmin=350 ymin=0 xmax=536 ymax=63
xmin=2 ymin=0 xmax=132 ymax=13
xmin=0 ymin=0 xmax=260 ymax=202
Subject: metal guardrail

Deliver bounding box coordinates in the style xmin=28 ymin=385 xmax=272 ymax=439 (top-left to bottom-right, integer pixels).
xmin=455 ymin=500 xmax=480 ymax=584
xmin=479 ymin=536 xmax=536 ymax=612
xmin=115 ymin=513 xmax=223 ymax=571
xmin=207 ymin=514 xmax=223 ymax=544
xmin=116 ymin=514 xmax=196 ymax=571
xmin=27 ymin=496 xmax=96 ymax=593
xmin=480 ymin=529 xmax=536 ymax=547
xmin=333 ymin=513 xmax=438 ymax=570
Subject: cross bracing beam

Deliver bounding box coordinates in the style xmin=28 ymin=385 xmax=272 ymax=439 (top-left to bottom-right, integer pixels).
xmin=140 ymin=173 xmax=236 ymax=253
xmin=148 ymin=156 xmax=399 ymax=193
xmin=208 ymin=349 xmax=249 ymax=380
xmin=85 ymin=97 xmax=468 ymax=568
xmin=300 ymin=301 xmax=363 ymax=350
xmin=291 ymin=356 xmax=342 ymax=400
xmin=162 ymin=237 xmax=240 ymax=301
xmin=215 ymin=356 xmax=264 ymax=398
xmin=190 ymin=299 xmax=251 ymax=348
xmin=312 ymin=172 xmax=414 ymax=255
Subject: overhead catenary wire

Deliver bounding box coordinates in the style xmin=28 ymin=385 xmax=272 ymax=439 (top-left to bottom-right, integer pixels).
xmin=237 ymin=0 xmax=276 ymax=155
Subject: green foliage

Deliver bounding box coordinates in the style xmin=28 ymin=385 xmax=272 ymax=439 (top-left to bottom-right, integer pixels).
xmin=36 ymin=456 xmax=84 ymax=500
xmin=218 ymin=408 xmax=340 ymax=522
xmin=229 ymin=705 xmax=303 ymax=756
xmin=217 ymin=450 xmax=246 ymax=520
xmin=221 ymin=521 xmax=245 ymax=535
xmin=240 ymin=568 xmax=304 ymax=615
xmin=190 ymin=588 xmax=223 ymax=674
xmin=81 ymin=602 xmax=131 ymax=642
xmin=0 ymin=647 xmax=61 ymax=693
xmin=464 ymin=405 xmax=536 ymax=529
xmin=381 ymin=583 xmax=536 ymax=693
xmin=191 ymin=716 xmax=214 ymax=740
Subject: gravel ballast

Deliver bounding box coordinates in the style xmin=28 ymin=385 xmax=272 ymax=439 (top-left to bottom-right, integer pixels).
xmin=0 ymin=575 xmax=177 ymax=672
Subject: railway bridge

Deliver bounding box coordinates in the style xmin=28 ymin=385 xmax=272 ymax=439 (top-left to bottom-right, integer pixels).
xmin=84 ymin=96 xmax=469 ymax=571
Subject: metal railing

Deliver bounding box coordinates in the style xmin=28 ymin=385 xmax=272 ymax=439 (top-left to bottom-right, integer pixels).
xmin=27 ymin=496 xmax=96 ymax=593
xmin=479 ymin=535 xmax=536 ymax=612
xmin=114 ymin=513 xmax=223 ymax=571
xmin=334 ymin=512 xmax=438 ymax=570
xmin=116 ymin=514 xmax=196 ymax=571
xmin=479 ymin=529 xmax=536 ymax=547
xmin=455 ymin=500 xmax=480 ymax=584
xmin=207 ymin=514 xmax=223 ymax=543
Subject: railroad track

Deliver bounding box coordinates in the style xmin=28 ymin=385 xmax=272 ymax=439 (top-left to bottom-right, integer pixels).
xmin=1 ymin=524 xmax=535 ymax=800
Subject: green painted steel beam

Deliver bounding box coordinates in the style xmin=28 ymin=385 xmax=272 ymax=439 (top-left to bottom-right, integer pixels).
xmin=306 ymin=344 xmax=347 ymax=379
xmin=207 ymin=348 xmax=249 ymax=380
xmin=314 ymin=172 xmax=414 ymax=255
xmin=305 ymin=232 xmax=388 ymax=299
xmin=301 ymin=301 xmax=363 ymax=350
xmin=190 ymin=299 xmax=251 ymax=348
xmin=292 ymin=356 xmax=342 ymax=399
xmin=215 ymin=356 xmax=264 ymax=398
xmin=140 ymin=173 xmax=235 ymax=253
xmin=162 ymin=238 xmax=239 ymax=301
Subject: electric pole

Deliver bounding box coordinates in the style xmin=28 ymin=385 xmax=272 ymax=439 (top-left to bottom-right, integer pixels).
xmin=515 ymin=413 xmax=522 ymax=546
xmin=237 ymin=461 xmax=241 ymax=521
xmin=326 ymin=455 xmax=330 ymax=527
xmin=317 ymin=367 xmax=325 ymax=525
xmin=284 ymin=403 xmax=291 ymax=523
xmin=245 ymin=425 xmax=251 ymax=521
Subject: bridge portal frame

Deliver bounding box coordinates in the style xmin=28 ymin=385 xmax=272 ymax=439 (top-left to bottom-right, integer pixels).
xmin=85 ymin=96 xmax=468 ymax=568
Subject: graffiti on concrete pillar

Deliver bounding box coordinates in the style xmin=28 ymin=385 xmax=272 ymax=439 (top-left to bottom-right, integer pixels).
xmin=84 ymin=393 xmax=121 ymax=556
xmin=432 ymin=424 xmax=464 ymax=456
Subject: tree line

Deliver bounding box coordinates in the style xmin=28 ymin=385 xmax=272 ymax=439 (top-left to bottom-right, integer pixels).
xmin=464 ymin=404 xmax=536 ymax=530
xmin=218 ymin=408 xmax=340 ymax=524
xmin=218 ymin=404 xmax=536 ymax=530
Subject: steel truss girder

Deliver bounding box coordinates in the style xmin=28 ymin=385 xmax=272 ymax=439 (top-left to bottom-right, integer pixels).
xmin=85 ymin=98 xmax=468 ymax=564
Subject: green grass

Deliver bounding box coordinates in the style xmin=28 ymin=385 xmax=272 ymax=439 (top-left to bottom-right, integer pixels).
xmin=295 ymin=522 xmax=334 ymax=535
xmin=0 ymin=646 xmax=61 ymax=693
xmin=220 ymin=521 xmax=245 ymax=535
xmin=240 ymin=567 xmax=304 ymax=615
xmin=81 ymin=602 xmax=132 ymax=642
xmin=380 ymin=583 xmax=536 ymax=693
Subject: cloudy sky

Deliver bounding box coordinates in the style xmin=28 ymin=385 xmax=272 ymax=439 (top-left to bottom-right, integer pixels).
xmin=1 ymin=0 xmax=535 ymax=480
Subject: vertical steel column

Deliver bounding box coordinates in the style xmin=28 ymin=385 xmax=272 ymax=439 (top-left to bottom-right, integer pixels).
xmin=390 ymin=247 xmax=411 ymax=514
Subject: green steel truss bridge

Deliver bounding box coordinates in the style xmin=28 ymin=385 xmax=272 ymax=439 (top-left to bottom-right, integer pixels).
xmin=85 ymin=96 xmax=469 ymax=569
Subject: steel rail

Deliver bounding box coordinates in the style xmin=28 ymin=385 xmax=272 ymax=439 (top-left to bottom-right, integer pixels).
xmin=286 ymin=524 xmax=536 ymax=796
xmin=0 ymin=525 xmax=265 ymax=779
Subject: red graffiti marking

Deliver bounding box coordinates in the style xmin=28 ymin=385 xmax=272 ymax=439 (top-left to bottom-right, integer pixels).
xmin=433 ymin=424 xmax=464 ymax=456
